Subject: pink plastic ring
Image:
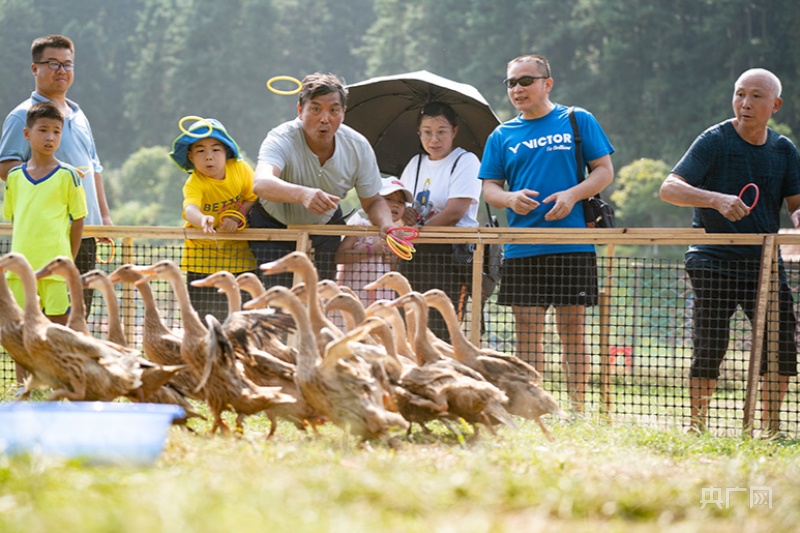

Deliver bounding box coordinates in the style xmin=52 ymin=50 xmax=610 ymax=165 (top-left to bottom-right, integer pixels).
xmin=739 ymin=183 xmax=759 ymax=211
xmin=388 ymin=234 xmax=415 ymax=248
xmin=388 ymin=226 xmax=419 ymax=240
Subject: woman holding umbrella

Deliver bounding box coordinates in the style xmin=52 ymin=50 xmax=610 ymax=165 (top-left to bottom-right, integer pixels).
xmin=398 ymin=102 xmax=482 ymax=342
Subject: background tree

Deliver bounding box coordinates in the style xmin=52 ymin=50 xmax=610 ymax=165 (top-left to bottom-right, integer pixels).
xmin=104 ymin=146 xmax=185 ymax=227
xmin=610 ymin=158 xmax=684 ymax=229
xmin=0 ymin=0 xmax=799 ymax=239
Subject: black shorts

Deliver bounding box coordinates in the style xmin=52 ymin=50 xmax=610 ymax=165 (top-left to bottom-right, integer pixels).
xmin=687 ymin=266 xmax=798 ymax=379
xmin=247 ymin=204 xmax=343 ymax=284
xmin=497 ymin=252 xmax=598 ymax=307
xmin=74 ymin=237 xmax=97 ymax=316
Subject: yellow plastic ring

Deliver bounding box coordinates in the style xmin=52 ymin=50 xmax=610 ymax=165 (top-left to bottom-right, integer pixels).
xmin=96 ymin=239 xmax=115 ymax=265
xmin=387 ymin=233 xmax=414 ymax=251
xmin=220 ymin=209 xmax=247 ymax=230
xmin=388 ymin=240 xmax=413 ymax=256
xmin=389 ymin=247 xmax=411 ymax=261
xmin=387 ymin=234 xmax=415 ymax=252
xmin=386 ymin=236 xmax=412 ymax=260
xmin=266 ymin=75 xmax=302 ymax=96
xmin=178 ymin=116 xmax=213 ymax=139
xmin=74 ymin=165 xmax=90 ymax=178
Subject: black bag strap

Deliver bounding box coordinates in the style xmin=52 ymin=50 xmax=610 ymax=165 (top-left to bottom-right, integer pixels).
xmin=450 ymin=150 xmax=466 ymax=176
xmin=412 ymin=149 xmax=467 ymax=202
xmin=445 ymin=150 xmax=497 ymax=227
xmin=412 ymin=153 xmax=423 ymax=197
xmin=568 ymin=106 xmax=585 ymax=184
xmin=568 ymin=106 xmax=603 ymax=200
xmin=483 ymin=200 xmax=497 ymax=227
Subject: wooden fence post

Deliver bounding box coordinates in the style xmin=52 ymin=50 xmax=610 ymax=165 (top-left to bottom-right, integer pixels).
xmin=121 ymin=237 xmax=136 ymax=347
xmin=764 ymin=244 xmax=782 ymax=436
xmin=599 ymin=244 xmax=616 ymax=419
xmin=743 ymin=235 xmax=776 ymax=437
xmin=470 ymin=242 xmax=484 ymax=347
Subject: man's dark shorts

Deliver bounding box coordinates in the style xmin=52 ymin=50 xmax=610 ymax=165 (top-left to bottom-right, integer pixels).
xmin=687 ymin=265 xmax=798 ymax=379
xmin=497 ymin=252 xmax=598 ymax=307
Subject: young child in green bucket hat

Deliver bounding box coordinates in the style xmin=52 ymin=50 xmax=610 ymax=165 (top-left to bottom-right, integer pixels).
xmin=170 ymin=117 xmax=257 ymax=320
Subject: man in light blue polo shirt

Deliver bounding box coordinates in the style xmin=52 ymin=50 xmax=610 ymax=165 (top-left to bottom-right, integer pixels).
xmin=0 ymin=34 xmax=112 ymax=312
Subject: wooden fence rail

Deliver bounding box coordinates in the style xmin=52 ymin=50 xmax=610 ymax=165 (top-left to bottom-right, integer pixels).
xmin=3 ymin=223 xmax=800 ymax=436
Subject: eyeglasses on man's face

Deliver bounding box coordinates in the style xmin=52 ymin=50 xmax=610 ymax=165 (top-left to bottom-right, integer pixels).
xmin=35 ymin=61 xmax=74 ymax=72
xmin=503 ymin=76 xmax=547 ymax=89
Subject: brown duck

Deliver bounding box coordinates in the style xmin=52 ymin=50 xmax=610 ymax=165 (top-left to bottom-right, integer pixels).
xmin=136 ymin=259 xmax=295 ymax=435
xmin=259 ymin=251 xmax=344 ymax=349
xmin=109 ymin=264 xmax=204 ymax=400
xmin=365 ymin=271 xmax=454 ymax=358
xmin=246 ymin=285 xmax=409 ymax=441
xmin=391 ymin=291 xmax=516 ymax=437
xmin=82 ymin=268 xmax=203 ymax=423
xmin=0 ymin=258 xmax=44 ymax=396
xmin=191 ymin=270 xmax=324 ymax=437
xmin=0 ymin=253 xmax=142 ymax=401
xmin=424 ymin=289 xmax=566 ymax=440
xmin=36 ymin=257 xmax=182 ymax=404
xmin=191 ymin=269 xmax=296 ymax=364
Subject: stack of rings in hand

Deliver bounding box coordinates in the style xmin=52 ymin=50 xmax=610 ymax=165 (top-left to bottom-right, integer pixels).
xmin=386 ymin=227 xmax=419 ymax=261
xmin=220 ymin=209 xmax=247 ymax=230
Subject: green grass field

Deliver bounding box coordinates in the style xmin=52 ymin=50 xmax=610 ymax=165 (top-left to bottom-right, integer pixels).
xmin=0 ymin=390 xmax=797 ymax=533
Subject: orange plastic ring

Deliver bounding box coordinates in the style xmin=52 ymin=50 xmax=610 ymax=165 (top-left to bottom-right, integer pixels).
xmin=96 ymin=239 xmax=115 ymax=265
xmin=386 ymin=236 xmax=413 ymax=260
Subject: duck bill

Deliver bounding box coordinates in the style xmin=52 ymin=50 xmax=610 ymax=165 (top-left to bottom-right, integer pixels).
xmin=33 ymin=265 xmax=55 ymax=280
xmin=242 ymin=291 xmax=270 ymax=310
xmin=128 ymin=265 xmax=159 ymax=285
xmin=259 ymin=260 xmax=289 ymax=276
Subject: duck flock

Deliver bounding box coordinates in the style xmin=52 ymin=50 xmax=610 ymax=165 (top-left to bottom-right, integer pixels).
xmin=0 ymin=250 xmax=566 ymax=443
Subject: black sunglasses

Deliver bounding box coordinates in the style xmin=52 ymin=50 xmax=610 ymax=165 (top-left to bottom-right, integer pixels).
xmin=503 ymin=76 xmax=548 ymax=89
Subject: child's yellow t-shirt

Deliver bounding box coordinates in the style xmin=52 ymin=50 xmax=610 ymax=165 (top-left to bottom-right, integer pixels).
xmin=181 ymin=159 xmax=258 ymax=274
xmin=3 ymin=163 xmax=87 ymax=280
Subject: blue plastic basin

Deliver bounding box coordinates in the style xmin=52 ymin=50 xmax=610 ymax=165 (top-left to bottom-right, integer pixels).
xmin=0 ymin=402 xmax=185 ymax=466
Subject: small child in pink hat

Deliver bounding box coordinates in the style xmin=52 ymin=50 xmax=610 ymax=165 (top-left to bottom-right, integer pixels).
xmin=335 ymin=178 xmax=412 ymax=305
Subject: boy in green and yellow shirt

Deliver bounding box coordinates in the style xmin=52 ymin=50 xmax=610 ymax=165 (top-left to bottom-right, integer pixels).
xmin=4 ymin=100 xmax=87 ymax=326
